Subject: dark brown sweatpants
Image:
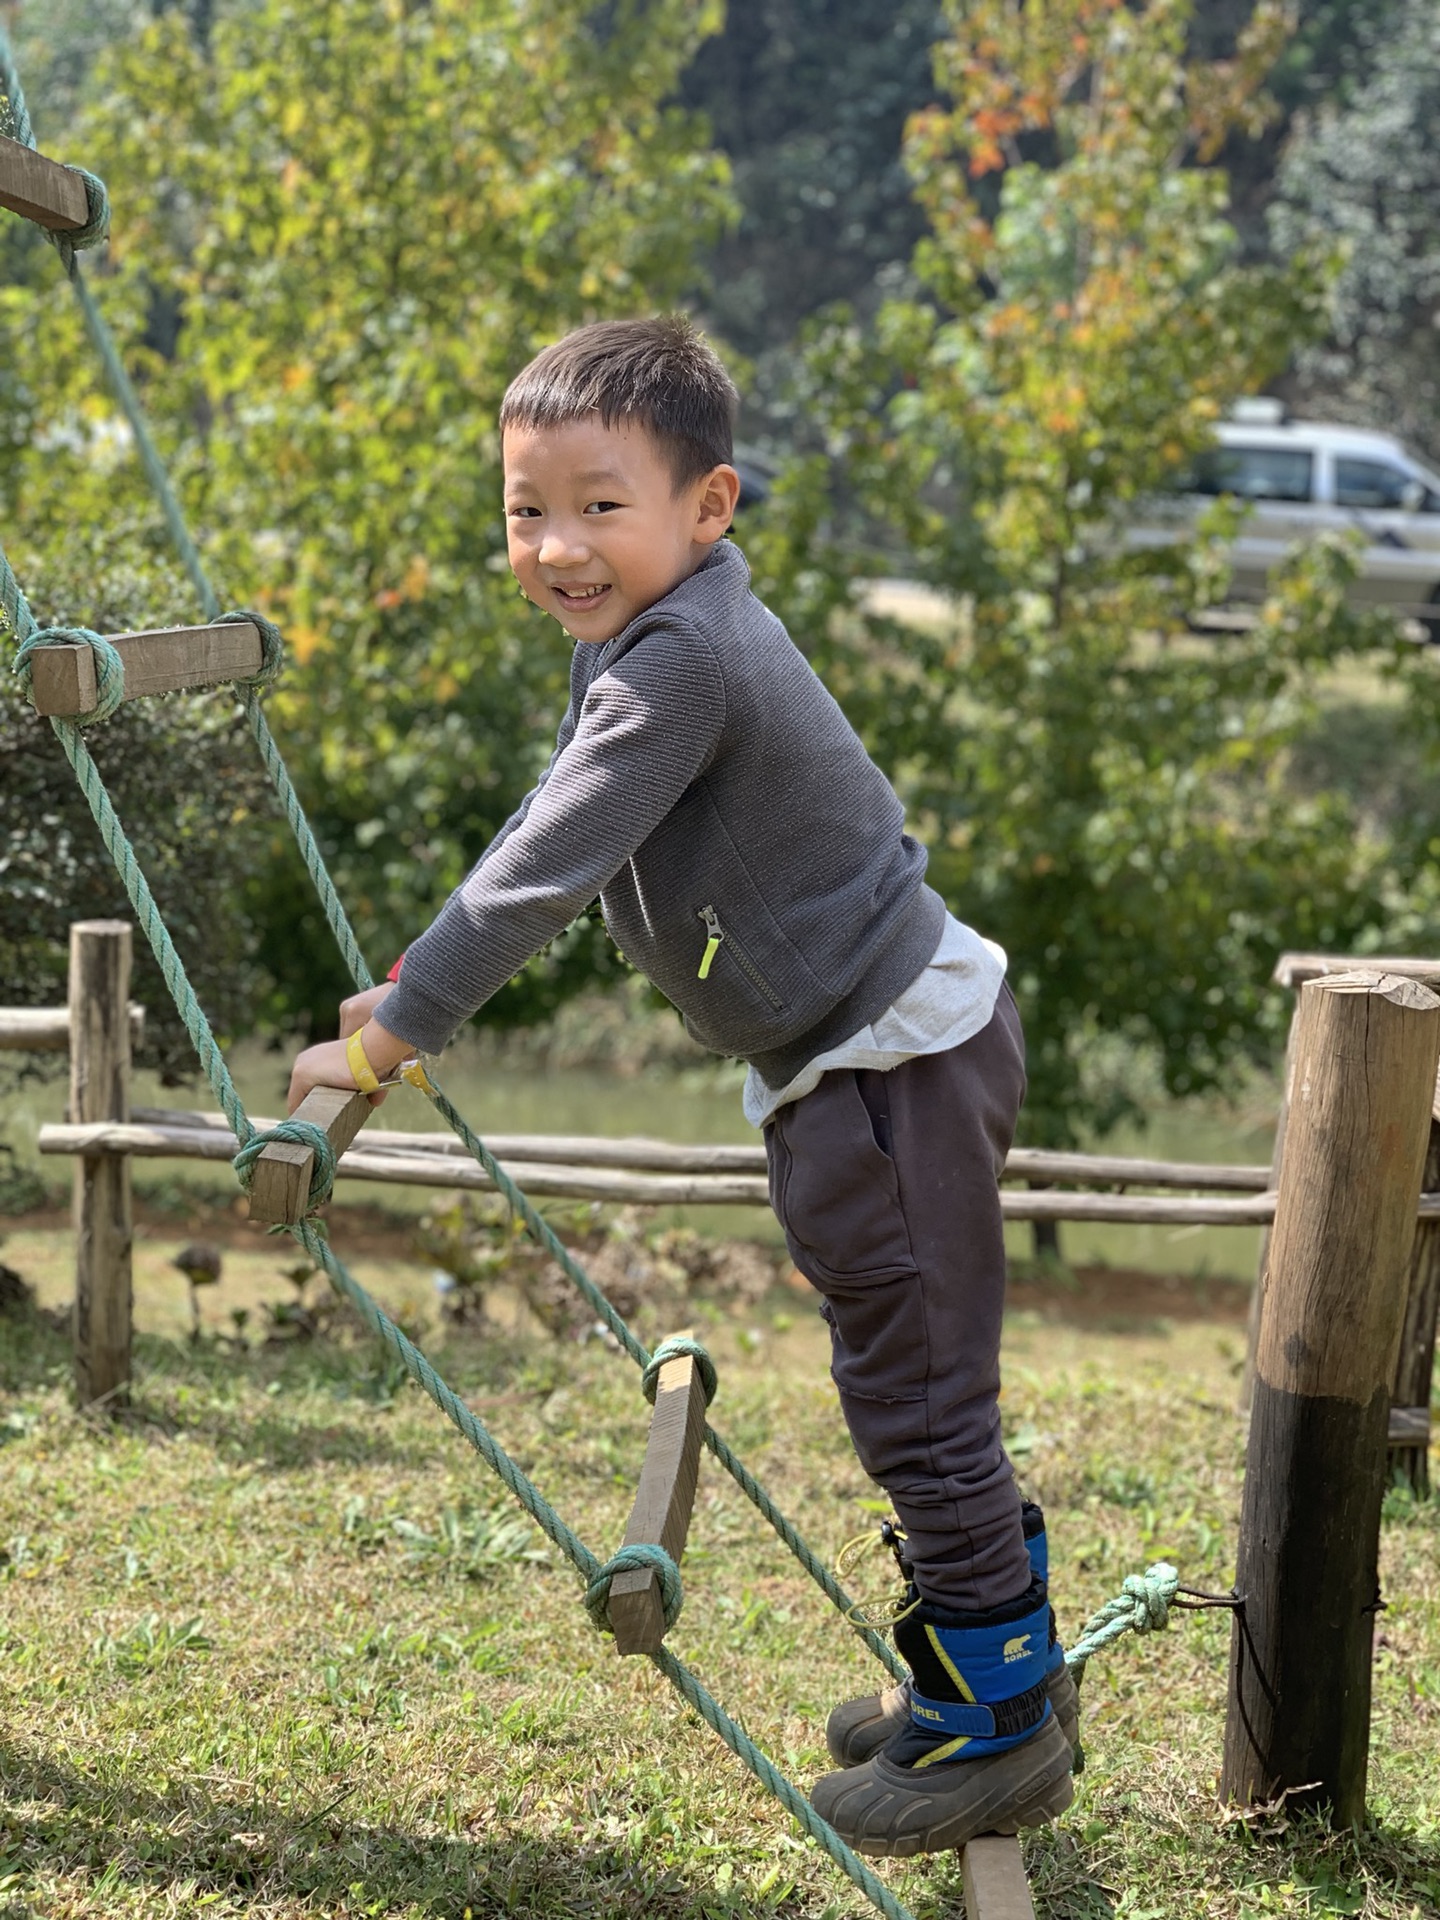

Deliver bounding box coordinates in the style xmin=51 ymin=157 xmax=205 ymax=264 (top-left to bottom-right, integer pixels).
xmin=764 ymin=988 xmax=1031 ymax=1613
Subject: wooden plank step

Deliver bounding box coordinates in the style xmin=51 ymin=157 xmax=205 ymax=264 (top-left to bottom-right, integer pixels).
xmin=0 ymin=131 xmax=90 ymax=232
xmin=26 ymin=621 xmax=265 ymax=716
xmin=609 ymin=1337 xmax=709 ymax=1655
xmin=244 ymin=1086 xmax=374 ymax=1225
xmin=961 ymin=1836 xmax=1035 ymax=1919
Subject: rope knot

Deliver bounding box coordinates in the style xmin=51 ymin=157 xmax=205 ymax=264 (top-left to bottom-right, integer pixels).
xmin=641 ymin=1336 xmax=717 ymax=1407
xmin=584 ymin=1543 xmax=683 ymax=1636
xmin=13 ymin=625 xmax=125 ymax=724
xmin=218 ymin=607 xmax=285 ymax=687
xmin=1064 ymin=1561 xmax=1179 ymax=1680
xmin=52 ymin=167 xmax=110 ymax=269
xmin=1121 ymin=1564 xmax=1178 ymax=1634
xmin=231 ymin=1120 xmax=338 ymax=1213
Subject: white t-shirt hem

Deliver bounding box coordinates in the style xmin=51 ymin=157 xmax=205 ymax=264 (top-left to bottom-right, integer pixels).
xmin=742 ymin=913 xmax=1006 ymax=1128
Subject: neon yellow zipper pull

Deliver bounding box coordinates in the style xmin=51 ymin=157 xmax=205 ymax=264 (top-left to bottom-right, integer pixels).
xmin=697 ymin=905 xmax=723 ymax=980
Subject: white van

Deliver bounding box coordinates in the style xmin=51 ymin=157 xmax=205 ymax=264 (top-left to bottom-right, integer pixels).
xmin=1129 ymin=405 xmax=1440 ymax=637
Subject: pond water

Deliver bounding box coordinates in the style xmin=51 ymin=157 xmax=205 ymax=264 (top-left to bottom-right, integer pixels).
xmin=2 ymin=1032 xmax=1275 ymax=1279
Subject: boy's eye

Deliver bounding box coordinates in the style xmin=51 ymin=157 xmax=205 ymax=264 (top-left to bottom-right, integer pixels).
xmin=506 ymin=505 xmax=541 ymax=518
xmin=584 ymin=500 xmax=622 ymax=515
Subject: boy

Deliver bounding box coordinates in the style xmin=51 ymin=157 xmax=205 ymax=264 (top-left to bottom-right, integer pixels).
xmin=285 ymin=315 xmax=1076 ymax=1856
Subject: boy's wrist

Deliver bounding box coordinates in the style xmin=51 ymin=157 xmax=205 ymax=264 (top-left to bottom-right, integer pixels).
xmin=358 ymin=1016 xmax=413 ymax=1079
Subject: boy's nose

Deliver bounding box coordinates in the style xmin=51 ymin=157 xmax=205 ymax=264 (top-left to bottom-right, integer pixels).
xmin=538 ymin=527 xmax=590 ymax=568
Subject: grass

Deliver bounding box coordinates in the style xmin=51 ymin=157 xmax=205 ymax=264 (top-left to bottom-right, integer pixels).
xmin=0 ymin=1234 xmax=1437 ymax=1920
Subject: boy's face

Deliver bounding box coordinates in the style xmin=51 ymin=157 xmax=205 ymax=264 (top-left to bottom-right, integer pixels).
xmin=503 ymin=416 xmax=739 ymax=644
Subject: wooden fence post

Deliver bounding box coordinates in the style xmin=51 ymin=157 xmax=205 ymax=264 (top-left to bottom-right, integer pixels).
xmin=1222 ymin=972 xmax=1440 ymax=1825
xmin=69 ymin=920 xmax=133 ymax=1410
xmin=1239 ymin=998 xmax=1299 ymax=1416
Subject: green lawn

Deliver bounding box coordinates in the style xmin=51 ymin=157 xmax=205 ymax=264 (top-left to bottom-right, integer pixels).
xmin=1 ymin=1249 xmax=1437 ymax=1919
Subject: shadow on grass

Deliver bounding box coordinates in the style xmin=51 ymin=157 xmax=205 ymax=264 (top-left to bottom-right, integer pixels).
xmin=0 ymin=1731 xmax=828 ymax=1918
xmin=0 ymin=1311 xmax=512 ymax=1474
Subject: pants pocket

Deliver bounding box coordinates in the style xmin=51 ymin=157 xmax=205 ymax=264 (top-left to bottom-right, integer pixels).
xmin=768 ymin=1071 xmax=918 ymax=1288
xmin=766 ymin=1072 xmax=927 ymax=1408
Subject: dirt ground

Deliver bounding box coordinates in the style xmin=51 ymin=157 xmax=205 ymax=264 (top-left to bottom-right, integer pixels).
xmin=1 ymin=1194 xmax=1253 ymax=1351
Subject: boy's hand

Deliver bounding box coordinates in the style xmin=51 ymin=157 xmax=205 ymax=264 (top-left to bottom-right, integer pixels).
xmin=286 ymin=1037 xmax=388 ymax=1114
xmin=339 ymin=981 xmax=397 ymax=1036
xmin=286 ymin=1016 xmax=413 ymax=1113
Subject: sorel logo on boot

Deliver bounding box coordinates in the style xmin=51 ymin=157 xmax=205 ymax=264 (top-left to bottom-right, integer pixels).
xmin=913 ymin=1702 xmax=944 ymax=1722
xmin=1002 ymin=1634 xmax=1031 ymax=1663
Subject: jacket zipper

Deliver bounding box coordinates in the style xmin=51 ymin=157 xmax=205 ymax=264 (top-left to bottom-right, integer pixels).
xmin=695 ymin=904 xmax=784 ymax=1009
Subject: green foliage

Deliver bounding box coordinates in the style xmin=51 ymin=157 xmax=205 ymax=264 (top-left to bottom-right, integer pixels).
xmin=0 ymin=541 xmax=269 ymax=1082
xmin=3 ymin=0 xmax=732 ymax=1035
xmin=748 ymin=0 xmax=1429 ymax=1145
xmin=1271 ymin=0 xmax=1440 ymax=464
xmin=681 ymin=0 xmax=939 ymax=362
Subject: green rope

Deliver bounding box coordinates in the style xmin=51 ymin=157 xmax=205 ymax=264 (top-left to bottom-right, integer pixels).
xmin=292 ymin=1215 xmax=916 ymax=1920
xmin=232 ymin=1119 xmax=339 ymax=1210
xmin=2 ymin=564 xmax=915 ymax=1919
xmin=1065 ymin=1562 xmax=1179 ymax=1683
xmin=415 ymin=1074 xmax=903 ymax=1678
xmin=13 ymin=626 xmax=125 ymax=724
xmin=584 ymin=1543 xmax=684 ymax=1633
xmin=0 ymin=26 xmax=109 ymax=270
xmin=0 ymin=18 xmax=900 ymax=1681
xmin=643 ymin=1336 xmax=718 ymax=1406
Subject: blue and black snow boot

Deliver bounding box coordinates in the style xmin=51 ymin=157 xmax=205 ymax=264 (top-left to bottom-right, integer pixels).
xmin=811 ymin=1575 xmax=1074 ymax=1857
xmin=824 ymin=1500 xmax=1081 ymax=1769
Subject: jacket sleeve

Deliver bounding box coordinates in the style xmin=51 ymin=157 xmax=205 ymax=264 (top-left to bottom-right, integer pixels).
xmin=376 ymin=623 xmax=725 ymax=1052
xmin=383 ymin=689 xmax=580 ymax=984
xmin=479 ymin=690 xmax=579 ymax=866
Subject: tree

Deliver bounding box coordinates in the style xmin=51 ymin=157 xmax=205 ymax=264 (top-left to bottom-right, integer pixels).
xmin=746 ymin=0 xmax=1417 ymax=1150
xmin=0 ymin=538 xmax=270 ymax=1082
xmin=680 ymin=1 xmax=940 ymax=366
xmin=1270 ymin=0 xmax=1440 ymax=464
xmin=2 ymin=0 xmax=731 ymax=1035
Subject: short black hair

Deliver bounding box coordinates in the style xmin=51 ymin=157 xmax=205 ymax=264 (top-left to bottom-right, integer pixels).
xmin=499 ymin=315 xmax=739 ymax=492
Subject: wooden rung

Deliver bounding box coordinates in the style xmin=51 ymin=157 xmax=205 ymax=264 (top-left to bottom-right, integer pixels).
xmin=960 ymin=1836 xmax=1035 ymax=1920
xmin=246 ymin=1085 xmax=374 ymax=1225
xmin=0 ymin=131 xmax=91 ymax=232
xmin=1387 ymin=1405 xmax=1431 ymax=1446
xmin=609 ymin=1336 xmax=709 ymax=1656
xmin=26 ymin=621 xmax=264 ymax=716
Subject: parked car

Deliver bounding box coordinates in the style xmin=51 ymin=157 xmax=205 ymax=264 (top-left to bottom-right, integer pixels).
xmin=1127 ymin=404 xmax=1440 ymax=638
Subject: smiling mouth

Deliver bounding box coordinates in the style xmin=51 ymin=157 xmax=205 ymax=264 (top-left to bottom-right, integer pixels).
xmin=552 ymin=582 xmax=611 ymax=608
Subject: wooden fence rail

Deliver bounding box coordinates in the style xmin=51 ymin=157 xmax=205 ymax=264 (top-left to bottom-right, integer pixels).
xmin=0 ymin=1004 xmax=145 ymax=1051
xmin=38 ymin=1107 xmax=1302 ymax=1220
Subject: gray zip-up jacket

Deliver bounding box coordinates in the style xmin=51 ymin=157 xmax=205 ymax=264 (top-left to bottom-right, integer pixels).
xmin=378 ymin=539 xmax=945 ymax=1087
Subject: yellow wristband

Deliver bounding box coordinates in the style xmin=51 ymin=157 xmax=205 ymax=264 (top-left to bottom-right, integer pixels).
xmin=346 ymin=1027 xmax=383 ymax=1095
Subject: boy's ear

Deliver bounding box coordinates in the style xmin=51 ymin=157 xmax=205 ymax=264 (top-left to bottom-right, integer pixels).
xmin=694 ymin=464 xmax=741 ymax=544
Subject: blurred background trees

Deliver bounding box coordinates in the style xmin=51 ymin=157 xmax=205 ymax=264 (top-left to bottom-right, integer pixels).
xmin=3 ymin=0 xmax=1440 ymax=1153
xmin=3 ymin=0 xmax=731 ymax=1033
xmin=744 ymin=0 xmax=1427 ymax=1145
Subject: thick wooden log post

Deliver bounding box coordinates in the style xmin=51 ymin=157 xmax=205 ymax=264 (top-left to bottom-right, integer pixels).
xmin=1223 ymin=972 xmax=1440 ymax=1825
xmin=1239 ymin=1000 xmax=1299 ymax=1416
xmin=1389 ymin=1105 xmax=1440 ymax=1495
xmin=69 ymin=921 xmax=134 ymax=1409
xmin=609 ymin=1339 xmax=709 ymax=1655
